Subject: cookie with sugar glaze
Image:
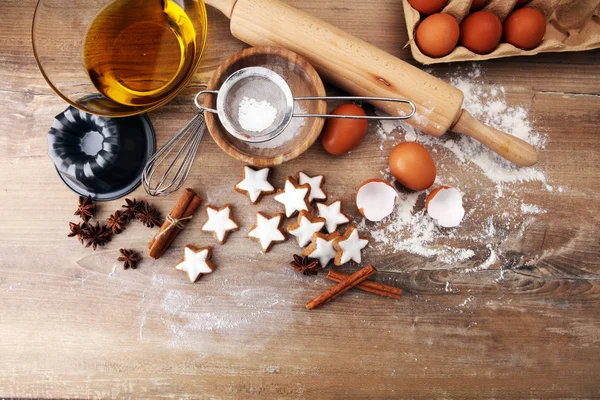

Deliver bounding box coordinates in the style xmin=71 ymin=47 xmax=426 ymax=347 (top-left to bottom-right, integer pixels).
xmin=274 ymin=176 xmax=311 ymax=218
xmin=302 ymin=232 xmax=341 ymax=268
xmin=248 ymin=212 xmax=287 ymax=253
xmin=175 ymin=245 xmax=215 ymax=283
xmin=201 ymin=204 xmax=239 ymax=245
xmin=333 ymin=225 xmax=369 ymax=266
xmin=286 ymin=210 xmax=326 ymax=247
xmin=298 ymin=172 xmax=327 ymax=203
xmin=235 ymin=166 xmax=275 ymax=204
xmin=316 ymin=200 xmax=350 ymax=233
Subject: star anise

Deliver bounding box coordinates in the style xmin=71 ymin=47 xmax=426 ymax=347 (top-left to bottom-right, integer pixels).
xmin=82 ymin=222 xmax=112 ymax=250
xmin=118 ymin=248 xmax=141 ymax=269
xmin=74 ymin=195 xmax=96 ymax=222
xmin=290 ymin=254 xmax=320 ymax=276
xmin=106 ymin=210 xmax=128 ymax=234
xmin=135 ymin=202 xmax=162 ymax=228
xmin=121 ymin=198 xmax=145 ymax=220
xmin=67 ymin=221 xmax=88 ymax=244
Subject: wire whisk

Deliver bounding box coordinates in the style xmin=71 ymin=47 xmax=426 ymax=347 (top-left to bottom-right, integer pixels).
xmin=142 ymin=113 xmax=205 ymax=197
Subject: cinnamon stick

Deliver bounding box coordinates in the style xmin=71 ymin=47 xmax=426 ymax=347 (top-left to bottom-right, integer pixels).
xmin=326 ymin=270 xmax=402 ymax=300
xmin=148 ymin=188 xmax=201 ymax=259
xmin=154 ymin=195 xmax=202 ymax=259
xmin=148 ymin=188 xmax=195 ymax=248
xmin=148 ymin=188 xmax=194 ymax=250
xmin=306 ymin=265 xmax=377 ymax=310
xmin=147 ymin=193 xmax=201 ymax=250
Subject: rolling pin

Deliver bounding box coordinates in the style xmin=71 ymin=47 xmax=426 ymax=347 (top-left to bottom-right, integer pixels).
xmin=205 ymin=0 xmax=539 ymax=166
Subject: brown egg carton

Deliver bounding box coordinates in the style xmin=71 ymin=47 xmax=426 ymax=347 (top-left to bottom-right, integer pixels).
xmin=403 ymin=0 xmax=600 ymax=64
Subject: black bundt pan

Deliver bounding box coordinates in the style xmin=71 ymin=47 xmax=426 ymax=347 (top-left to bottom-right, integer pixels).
xmin=47 ymin=106 xmax=155 ymax=201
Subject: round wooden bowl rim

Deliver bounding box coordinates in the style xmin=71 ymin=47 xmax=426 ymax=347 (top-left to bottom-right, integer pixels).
xmin=204 ymin=46 xmax=326 ymax=167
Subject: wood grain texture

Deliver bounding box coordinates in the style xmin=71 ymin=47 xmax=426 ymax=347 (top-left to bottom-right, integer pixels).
xmin=1 ymin=0 xmax=599 ymax=399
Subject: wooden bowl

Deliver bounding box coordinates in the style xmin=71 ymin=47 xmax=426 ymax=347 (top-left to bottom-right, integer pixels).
xmin=204 ymin=46 xmax=326 ymax=167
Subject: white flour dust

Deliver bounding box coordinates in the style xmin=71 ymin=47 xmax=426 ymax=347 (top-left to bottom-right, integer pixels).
xmin=238 ymin=96 xmax=278 ymax=132
xmin=362 ymin=64 xmax=554 ymax=269
xmin=141 ymin=268 xmax=314 ymax=353
xmin=248 ymin=102 xmax=307 ymax=149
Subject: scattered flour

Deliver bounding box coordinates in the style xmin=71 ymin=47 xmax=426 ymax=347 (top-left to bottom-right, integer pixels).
xmin=365 ymin=64 xmax=553 ymax=272
xmin=358 ymin=191 xmax=476 ymax=264
xmin=147 ymin=268 xmax=314 ymax=352
xmin=463 ymin=246 xmax=498 ymax=273
xmin=521 ymin=203 xmax=547 ymax=214
xmin=458 ymin=296 xmax=474 ymax=307
xmin=444 ymin=281 xmax=461 ymax=294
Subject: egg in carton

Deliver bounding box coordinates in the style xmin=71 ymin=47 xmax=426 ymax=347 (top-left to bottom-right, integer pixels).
xmin=403 ymin=0 xmax=600 ymax=64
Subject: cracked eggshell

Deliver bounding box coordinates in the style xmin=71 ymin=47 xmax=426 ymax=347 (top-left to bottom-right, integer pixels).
xmin=426 ymin=186 xmax=465 ymax=228
xmin=356 ymin=179 xmax=398 ymax=222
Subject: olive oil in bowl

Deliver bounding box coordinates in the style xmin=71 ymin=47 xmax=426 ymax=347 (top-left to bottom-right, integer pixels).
xmin=83 ymin=0 xmax=202 ymax=106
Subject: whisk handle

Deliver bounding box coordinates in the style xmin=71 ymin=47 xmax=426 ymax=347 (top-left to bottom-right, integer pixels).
xmin=194 ymin=90 xmax=219 ymax=114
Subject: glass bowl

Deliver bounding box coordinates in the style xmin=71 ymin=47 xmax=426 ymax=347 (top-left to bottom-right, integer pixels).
xmin=32 ymin=0 xmax=208 ymax=117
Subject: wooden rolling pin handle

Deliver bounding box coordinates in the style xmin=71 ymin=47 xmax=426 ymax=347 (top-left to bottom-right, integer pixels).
xmin=452 ymin=109 xmax=539 ymax=167
xmin=209 ymin=0 xmax=237 ymax=18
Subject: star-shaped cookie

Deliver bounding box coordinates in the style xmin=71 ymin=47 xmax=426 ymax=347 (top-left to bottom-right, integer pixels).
xmin=235 ymin=166 xmax=275 ymax=204
xmin=316 ymin=200 xmax=350 ymax=233
xmin=248 ymin=212 xmax=287 ymax=253
xmin=333 ymin=225 xmax=369 ymax=266
xmin=302 ymin=232 xmax=341 ymax=267
xmin=286 ymin=211 xmax=326 ymax=247
xmin=274 ymin=177 xmax=311 ymax=218
xmin=201 ymin=204 xmax=239 ymax=245
xmin=298 ymin=172 xmax=327 ymax=203
xmin=175 ymin=245 xmax=215 ymax=283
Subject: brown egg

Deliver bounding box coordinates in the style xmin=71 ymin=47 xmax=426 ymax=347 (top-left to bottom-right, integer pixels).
xmin=321 ymin=104 xmax=368 ymax=155
xmin=408 ymin=0 xmax=447 ymax=15
xmin=503 ymin=8 xmax=546 ymax=50
xmin=388 ymin=142 xmax=436 ymax=191
xmin=415 ymin=13 xmax=460 ymax=58
xmin=460 ymin=11 xmax=503 ymax=54
xmin=470 ymin=0 xmax=488 ymax=11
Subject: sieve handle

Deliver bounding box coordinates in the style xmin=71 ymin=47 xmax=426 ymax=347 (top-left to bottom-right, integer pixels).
xmin=194 ymin=90 xmax=220 ymax=114
xmin=293 ymin=96 xmax=416 ymax=120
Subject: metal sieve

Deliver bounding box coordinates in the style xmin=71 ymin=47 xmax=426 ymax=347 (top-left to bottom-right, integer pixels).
xmin=195 ymin=66 xmax=417 ymax=143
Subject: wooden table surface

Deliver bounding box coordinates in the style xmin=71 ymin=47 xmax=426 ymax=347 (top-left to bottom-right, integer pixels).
xmin=1 ymin=0 xmax=599 ymax=398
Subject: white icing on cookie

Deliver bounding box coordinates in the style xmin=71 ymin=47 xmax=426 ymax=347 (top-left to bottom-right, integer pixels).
xmin=288 ymin=214 xmax=325 ymax=247
xmin=176 ymin=247 xmax=214 ymax=283
xmin=298 ymin=172 xmax=326 ymax=202
xmin=201 ymin=205 xmax=239 ymax=244
xmin=235 ymin=166 xmax=274 ymax=203
xmin=317 ymin=201 xmax=350 ymax=233
xmin=248 ymin=213 xmax=285 ymax=252
xmin=306 ymin=236 xmax=338 ymax=267
xmin=336 ymin=228 xmax=369 ymax=265
xmin=274 ymin=178 xmax=310 ymax=218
